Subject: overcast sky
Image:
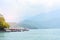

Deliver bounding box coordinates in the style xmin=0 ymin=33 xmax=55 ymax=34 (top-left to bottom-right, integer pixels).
xmin=0 ymin=0 xmax=60 ymax=22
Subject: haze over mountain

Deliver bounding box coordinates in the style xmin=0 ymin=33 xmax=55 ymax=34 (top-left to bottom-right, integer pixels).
xmin=8 ymin=22 xmax=24 ymax=29
xmin=18 ymin=9 xmax=60 ymax=29
xmin=7 ymin=10 xmax=60 ymax=29
xmin=0 ymin=0 xmax=59 ymax=29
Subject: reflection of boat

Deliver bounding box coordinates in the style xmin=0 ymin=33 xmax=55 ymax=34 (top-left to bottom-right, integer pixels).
xmin=5 ymin=28 xmax=29 ymax=32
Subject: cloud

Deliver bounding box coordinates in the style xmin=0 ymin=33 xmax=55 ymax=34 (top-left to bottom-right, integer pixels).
xmin=18 ymin=0 xmax=60 ymax=12
xmin=17 ymin=0 xmax=54 ymax=17
xmin=0 ymin=0 xmax=22 ymax=22
xmin=0 ymin=0 xmax=60 ymax=22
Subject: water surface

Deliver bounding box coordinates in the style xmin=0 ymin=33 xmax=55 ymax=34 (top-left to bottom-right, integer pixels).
xmin=0 ymin=29 xmax=60 ymax=40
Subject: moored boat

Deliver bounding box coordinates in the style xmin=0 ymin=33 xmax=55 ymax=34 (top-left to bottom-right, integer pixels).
xmin=5 ymin=28 xmax=29 ymax=32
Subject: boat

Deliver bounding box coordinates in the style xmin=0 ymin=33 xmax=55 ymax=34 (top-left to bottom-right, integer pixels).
xmin=4 ymin=28 xmax=29 ymax=32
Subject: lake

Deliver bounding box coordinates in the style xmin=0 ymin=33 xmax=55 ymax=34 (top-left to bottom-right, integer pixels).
xmin=0 ymin=29 xmax=60 ymax=40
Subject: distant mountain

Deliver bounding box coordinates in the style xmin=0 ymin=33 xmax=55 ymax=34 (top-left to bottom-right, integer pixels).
xmin=18 ymin=21 xmax=38 ymax=29
xmin=18 ymin=10 xmax=60 ymax=29
xmin=8 ymin=22 xmax=24 ymax=29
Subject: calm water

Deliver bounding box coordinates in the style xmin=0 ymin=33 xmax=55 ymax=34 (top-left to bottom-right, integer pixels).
xmin=0 ymin=29 xmax=60 ymax=40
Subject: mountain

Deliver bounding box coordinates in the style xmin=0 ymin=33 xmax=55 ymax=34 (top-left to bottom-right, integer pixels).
xmin=19 ymin=21 xmax=38 ymax=29
xmin=8 ymin=22 xmax=24 ymax=29
xmin=18 ymin=9 xmax=60 ymax=29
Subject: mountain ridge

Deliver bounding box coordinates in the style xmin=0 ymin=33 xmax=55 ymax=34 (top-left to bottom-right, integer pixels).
xmin=18 ymin=10 xmax=60 ymax=29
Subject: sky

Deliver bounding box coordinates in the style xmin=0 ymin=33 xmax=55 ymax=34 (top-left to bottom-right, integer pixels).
xmin=0 ymin=0 xmax=60 ymax=23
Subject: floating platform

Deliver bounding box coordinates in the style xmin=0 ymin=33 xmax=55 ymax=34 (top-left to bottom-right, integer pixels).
xmin=0 ymin=28 xmax=29 ymax=32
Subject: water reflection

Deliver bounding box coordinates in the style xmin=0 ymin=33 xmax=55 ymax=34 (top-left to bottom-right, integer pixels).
xmin=0 ymin=32 xmax=10 ymax=40
xmin=0 ymin=32 xmax=5 ymax=40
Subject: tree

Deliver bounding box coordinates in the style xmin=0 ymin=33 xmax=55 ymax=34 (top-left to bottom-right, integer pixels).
xmin=0 ymin=14 xmax=10 ymax=31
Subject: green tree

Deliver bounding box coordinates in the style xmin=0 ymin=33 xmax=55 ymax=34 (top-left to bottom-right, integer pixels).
xmin=0 ymin=15 xmax=10 ymax=30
